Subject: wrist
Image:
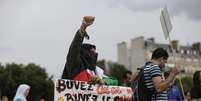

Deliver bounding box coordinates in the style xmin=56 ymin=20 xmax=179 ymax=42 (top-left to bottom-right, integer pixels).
xmin=78 ymin=28 xmax=89 ymax=39
xmin=80 ymin=24 xmax=87 ymax=31
xmin=79 ymin=25 xmax=86 ymax=34
xmin=79 ymin=28 xmax=85 ymax=34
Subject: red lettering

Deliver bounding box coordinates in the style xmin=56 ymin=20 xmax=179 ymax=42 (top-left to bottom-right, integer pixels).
xmin=96 ymin=85 xmax=110 ymax=94
xmin=111 ymin=87 xmax=122 ymax=94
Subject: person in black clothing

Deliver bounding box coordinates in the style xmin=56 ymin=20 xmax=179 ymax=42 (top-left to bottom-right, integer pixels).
xmin=191 ymin=70 xmax=201 ymax=101
xmin=61 ymin=16 xmax=103 ymax=84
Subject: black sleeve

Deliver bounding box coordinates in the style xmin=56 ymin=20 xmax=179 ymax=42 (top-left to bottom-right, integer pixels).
xmin=191 ymin=87 xmax=199 ymax=99
xmin=61 ymin=30 xmax=87 ymax=79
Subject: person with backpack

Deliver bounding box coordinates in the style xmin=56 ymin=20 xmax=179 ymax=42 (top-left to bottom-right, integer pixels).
xmin=133 ymin=48 xmax=180 ymax=101
xmin=61 ymin=16 xmax=104 ymax=84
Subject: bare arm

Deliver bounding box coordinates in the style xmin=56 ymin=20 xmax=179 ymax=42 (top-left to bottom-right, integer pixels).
xmin=152 ymin=67 xmax=179 ymax=92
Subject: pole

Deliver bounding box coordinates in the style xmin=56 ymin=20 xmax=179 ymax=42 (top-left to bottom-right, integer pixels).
xmin=167 ymin=35 xmax=185 ymax=99
xmin=160 ymin=6 xmax=185 ymax=99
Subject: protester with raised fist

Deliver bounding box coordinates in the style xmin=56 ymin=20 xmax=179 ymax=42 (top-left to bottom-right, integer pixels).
xmin=61 ymin=16 xmax=104 ymax=84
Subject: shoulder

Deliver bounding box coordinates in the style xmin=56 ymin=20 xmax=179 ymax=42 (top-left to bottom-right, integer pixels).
xmin=149 ymin=64 xmax=161 ymax=73
xmin=150 ymin=64 xmax=160 ymax=69
xmin=145 ymin=64 xmax=160 ymax=70
xmin=144 ymin=64 xmax=161 ymax=78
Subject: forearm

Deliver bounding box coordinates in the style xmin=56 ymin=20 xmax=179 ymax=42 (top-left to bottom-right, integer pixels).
xmin=79 ymin=24 xmax=87 ymax=34
xmin=155 ymin=73 xmax=176 ymax=92
xmin=62 ymin=30 xmax=85 ymax=79
xmin=67 ymin=16 xmax=94 ymax=59
xmin=67 ymin=30 xmax=86 ymax=62
xmin=68 ymin=25 xmax=89 ymax=54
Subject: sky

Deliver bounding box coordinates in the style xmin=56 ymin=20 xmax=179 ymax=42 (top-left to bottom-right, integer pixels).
xmin=0 ymin=0 xmax=201 ymax=78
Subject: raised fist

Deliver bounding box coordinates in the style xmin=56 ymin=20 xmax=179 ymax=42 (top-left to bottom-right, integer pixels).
xmin=83 ymin=16 xmax=95 ymax=27
xmin=80 ymin=16 xmax=95 ymax=32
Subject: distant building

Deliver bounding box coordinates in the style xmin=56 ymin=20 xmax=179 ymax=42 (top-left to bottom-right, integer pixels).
xmin=117 ymin=42 xmax=129 ymax=69
xmin=117 ymin=36 xmax=201 ymax=75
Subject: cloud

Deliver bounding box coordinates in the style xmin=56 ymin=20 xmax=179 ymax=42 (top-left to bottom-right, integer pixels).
xmin=168 ymin=0 xmax=201 ymax=20
xmin=0 ymin=0 xmax=200 ymax=78
xmin=105 ymin=0 xmax=201 ymax=20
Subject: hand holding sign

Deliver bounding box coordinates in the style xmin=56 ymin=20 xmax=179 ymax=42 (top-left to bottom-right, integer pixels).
xmin=89 ymin=75 xmax=104 ymax=85
xmin=171 ymin=64 xmax=180 ymax=76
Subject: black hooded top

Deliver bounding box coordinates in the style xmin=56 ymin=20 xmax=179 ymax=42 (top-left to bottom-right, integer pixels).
xmin=61 ymin=30 xmax=98 ymax=81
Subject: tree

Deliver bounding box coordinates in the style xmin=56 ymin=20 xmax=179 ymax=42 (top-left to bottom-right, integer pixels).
xmin=0 ymin=63 xmax=25 ymax=100
xmin=0 ymin=63 xmax=4 ymax=99
xmin=175 ymin=76 xmax=193 ymax=98
xmin=0 ymin=63 xmax=54 ymax=101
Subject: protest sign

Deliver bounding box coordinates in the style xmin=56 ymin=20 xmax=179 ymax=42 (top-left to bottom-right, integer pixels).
xmin=54 ymin=79 xmax=133 ymax=101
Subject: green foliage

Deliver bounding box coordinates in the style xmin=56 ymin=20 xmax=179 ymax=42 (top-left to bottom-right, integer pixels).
xmin=0 ymin=63 xmax=54 ymax=101
xmin=108 ymin=63 xmax=128 ymax=86
xmin=175 ymin=76 xmax=193 ymax=96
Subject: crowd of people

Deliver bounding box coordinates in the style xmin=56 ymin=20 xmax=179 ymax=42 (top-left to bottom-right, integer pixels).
xmin=9 ymin=16 xmax=201 ymax=101
xmin=59 ymin=16 xmax=201 ymax=101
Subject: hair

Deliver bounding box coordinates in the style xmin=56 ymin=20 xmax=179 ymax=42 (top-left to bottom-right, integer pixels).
xmin=123 ymin=70 xmax=132 ymax=79
xmin=193 ymin=71 xmax=201 ymax=86
xmin=151 ymin=48 xmax=169 ymax=60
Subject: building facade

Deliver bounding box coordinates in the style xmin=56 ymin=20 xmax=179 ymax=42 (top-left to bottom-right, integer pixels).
xmin=117 ymin=42 xmax=129 ymax=69
xmin=117 ymin=36 xmax=201 ymax=75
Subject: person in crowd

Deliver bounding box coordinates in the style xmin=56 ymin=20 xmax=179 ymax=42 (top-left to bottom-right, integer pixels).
xmin=13 ymin=84 xmax=30 ymax=101
xmin=122 ymin=70 xmax=132 ymax=87
xmin=191 ymin=71 xmax=201 ymax=101
xmin=164 ymin=71 xmax=182 ymax=101
xmin=61 ymin=16 xmax=104 ymax=84
xmin=142 ymin=48 xmax=180 ymax=101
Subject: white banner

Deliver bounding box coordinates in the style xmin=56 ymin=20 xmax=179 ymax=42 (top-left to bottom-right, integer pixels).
xmin=54 ymin=79 xmax=133 ymax=101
